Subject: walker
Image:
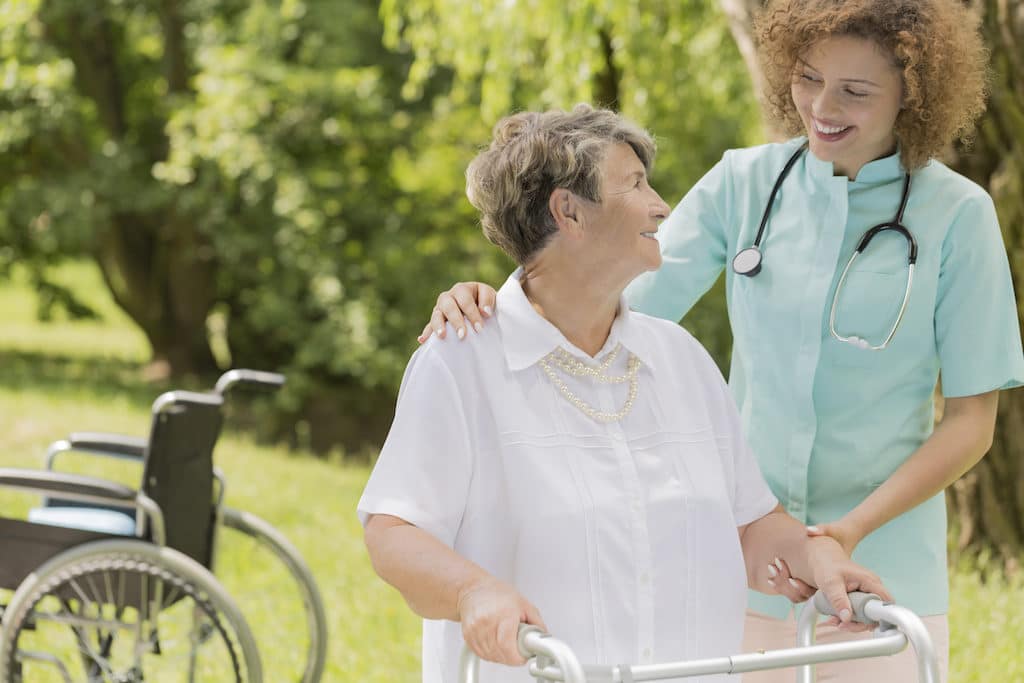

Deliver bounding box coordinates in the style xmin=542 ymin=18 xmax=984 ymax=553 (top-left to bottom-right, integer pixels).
xmin=459 ymin=591 xmax=939 ymax=682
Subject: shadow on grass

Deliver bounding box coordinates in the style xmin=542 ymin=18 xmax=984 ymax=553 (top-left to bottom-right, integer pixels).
xmin=0 ymin=349 xmax=171 ymax=408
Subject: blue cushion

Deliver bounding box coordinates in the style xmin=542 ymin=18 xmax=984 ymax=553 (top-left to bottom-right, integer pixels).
xmin=29 ymin=507 xmax=136 ymax=536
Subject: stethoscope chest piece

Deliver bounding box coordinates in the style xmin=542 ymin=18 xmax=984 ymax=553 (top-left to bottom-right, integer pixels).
xmin=732 ymin=247 xmax=763 ymax=276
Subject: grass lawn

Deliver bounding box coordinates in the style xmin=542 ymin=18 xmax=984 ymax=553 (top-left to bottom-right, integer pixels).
xmin=1 ymin=262 xmax=1021 ymax=681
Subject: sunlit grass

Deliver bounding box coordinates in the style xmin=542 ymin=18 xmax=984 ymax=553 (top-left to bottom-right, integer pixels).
xmin=1 ymin=262 xmax=1022 ymax=681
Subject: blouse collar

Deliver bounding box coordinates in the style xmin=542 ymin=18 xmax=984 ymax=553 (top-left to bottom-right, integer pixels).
xmin=495 ymin=269 xmax=656 ymax=372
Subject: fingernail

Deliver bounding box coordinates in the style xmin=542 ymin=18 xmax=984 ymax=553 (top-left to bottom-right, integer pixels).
xmin=788 ymin=578 xmax=800 ymax=589
xmin=840 ymin=609 xmax=851 ymax=621
xmin=457 ymin=327 xmax=466 ymax=339
xmin=474 ymin=322 xmax=483 ymax=333
xmin=767 ymin=578 xmax=775 ymax=587
xmin=767 ymin=564 xmax=778 ymax=578
xmin=774 ymin=558 xmax=784 ymax=572
xmin=807 ymin=525 xmax=820 ymax=533
xmin=483 ymin=305 xmax=494 ymax=316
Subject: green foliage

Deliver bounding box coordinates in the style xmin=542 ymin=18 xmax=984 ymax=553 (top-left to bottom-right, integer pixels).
xmin=0 ymin=0 xmax=513 ymax=448
xmin=380 ymin=0 xmax=762 ymax=194
xmin=1 ymin=0 xmax=760 ymax=448
xmin=380 ymin=0 xmax=763 ymax=370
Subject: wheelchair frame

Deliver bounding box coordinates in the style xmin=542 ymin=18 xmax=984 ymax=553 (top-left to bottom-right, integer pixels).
xmin=459 ymin=592 xmax=939 ymax=683
xmin=0 ymin=369 xmax=326 ymax=682
xmin=39 ymin=370 xmax=327 ymax=683
xmin=0 ymin=389 xmax=263 ymax=682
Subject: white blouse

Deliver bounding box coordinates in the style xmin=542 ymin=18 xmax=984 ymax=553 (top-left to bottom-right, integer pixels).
xmin=358 ymin=271 xmax=778 ymax=683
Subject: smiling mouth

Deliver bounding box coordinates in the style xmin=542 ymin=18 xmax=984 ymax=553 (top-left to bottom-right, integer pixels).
xmin=640 ymin=231 xmax=658 ymax=239
xmin=813 ymin=119 xmax=852 ymax=136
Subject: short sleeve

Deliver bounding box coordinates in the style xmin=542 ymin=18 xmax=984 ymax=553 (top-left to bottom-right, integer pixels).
xmin=357 ymin=345 xmax=474 ymax=546
xmin=682 ymin=330 xmax=778 ymax=526
xmin=935 ymin=193 xmax=1024 ymax=397
xmin=625 ymin=153 xmax=731 ymax=322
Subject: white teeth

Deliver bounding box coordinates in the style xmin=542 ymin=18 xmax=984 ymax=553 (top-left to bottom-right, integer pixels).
xmin=815 ymin=120 xmax=849 ymax=135
xmin=641 ymin=232 xmax=657 ymax=239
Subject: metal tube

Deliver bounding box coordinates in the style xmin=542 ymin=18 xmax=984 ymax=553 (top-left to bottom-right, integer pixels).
xmin=864 ymin=602 xmax=940 ymax=683
xmin=136 ymin=493 xmax=166 ymax=547
xmin=457 ymin=593 xmax=937 ymax=683
xmin=795 ymin=602 xmax=819 ymax=683
xmin=551 ymin=636 xmax=906 ymax=682
xmin=520 ymin=628 xmax=587 ymax=683
xmin=458 ymin=644 xmax=481 ymax=683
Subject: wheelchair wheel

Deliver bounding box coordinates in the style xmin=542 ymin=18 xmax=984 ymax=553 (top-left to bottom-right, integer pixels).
xmin=0 ymin=539 xmax=262 ymax=683
xmin=215 ymin=507 xmax=327 ymax=683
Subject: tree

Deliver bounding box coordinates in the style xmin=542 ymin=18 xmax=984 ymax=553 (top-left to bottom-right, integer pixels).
xmin=0 ymin=0 xmax=513 ymax=452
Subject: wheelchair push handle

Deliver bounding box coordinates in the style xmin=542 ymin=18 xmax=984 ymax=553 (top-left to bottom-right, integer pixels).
xmin=214 ymin=369 xmax=286 ymax=395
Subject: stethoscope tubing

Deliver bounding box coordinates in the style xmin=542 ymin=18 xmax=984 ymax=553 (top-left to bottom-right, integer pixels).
xmin=736 ymin=144 xmax=918 ymax=350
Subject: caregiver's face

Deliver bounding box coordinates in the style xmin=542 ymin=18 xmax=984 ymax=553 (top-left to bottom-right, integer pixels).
xmin=790 ymin=35 xmax=904 ymax=179
xmin=581 ymin=142 xmax=670 ymax=280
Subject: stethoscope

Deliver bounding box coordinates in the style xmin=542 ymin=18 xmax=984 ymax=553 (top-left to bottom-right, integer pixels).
xmin=731 ymin=144 xmax=917 ymax=350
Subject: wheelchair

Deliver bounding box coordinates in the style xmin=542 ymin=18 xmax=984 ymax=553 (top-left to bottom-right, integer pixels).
xmin=0 ymin=370 xmax=327 ymax=682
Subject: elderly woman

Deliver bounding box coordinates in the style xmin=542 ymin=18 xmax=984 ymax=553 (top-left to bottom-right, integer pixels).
xmin=358 ymin=105 xmax=888 ymax=682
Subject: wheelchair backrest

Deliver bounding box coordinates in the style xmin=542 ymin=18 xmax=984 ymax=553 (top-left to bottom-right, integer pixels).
xmin=141 ymin=390 xmax=224 ymax=567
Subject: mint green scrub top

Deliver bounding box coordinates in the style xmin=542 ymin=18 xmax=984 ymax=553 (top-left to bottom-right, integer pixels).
xmin=625 ymin=137 xmax=1024 ymax=618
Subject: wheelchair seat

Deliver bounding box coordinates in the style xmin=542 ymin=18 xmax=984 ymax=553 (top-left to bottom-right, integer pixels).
xmin=27 ymin=505 xmax=136 ymax=535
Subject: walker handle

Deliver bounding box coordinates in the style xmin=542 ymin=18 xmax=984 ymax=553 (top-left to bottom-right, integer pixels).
xmin=459 ymin=624 xmax=586 ymax=683
xmin=811 ymin=591 xmax=883 ymax=624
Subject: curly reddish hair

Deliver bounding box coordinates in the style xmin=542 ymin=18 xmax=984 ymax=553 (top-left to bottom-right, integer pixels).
xmin=754 ymin=0 xmax=989 ymax=170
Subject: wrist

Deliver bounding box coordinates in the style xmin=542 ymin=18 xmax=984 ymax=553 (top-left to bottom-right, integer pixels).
xmin=836 ymin=513 xmax=870 ymax=553
xmin=454 ymin=570 xmax=494 ymax=619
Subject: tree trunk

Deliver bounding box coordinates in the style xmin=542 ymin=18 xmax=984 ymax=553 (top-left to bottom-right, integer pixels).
xmin=93 ymin=211 xmax=219 ymax=379
xmin=719 ymin=0 xmax=1024 ymax=566
xmin=40 ymin=0 xmax=218 ymax=379
xmin=945 ymin=0 xmax=1024 ymax=568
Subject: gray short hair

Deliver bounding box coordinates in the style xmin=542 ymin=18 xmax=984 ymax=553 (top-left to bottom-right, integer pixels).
xmin=465 ymin=104 xmax=657 ymax=265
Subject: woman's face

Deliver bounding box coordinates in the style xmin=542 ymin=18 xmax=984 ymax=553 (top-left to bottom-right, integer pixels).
xmin=580 ymin=142 xmax=670 ymax=283
xmin=790 ymin=35 xmax=904 ymax=179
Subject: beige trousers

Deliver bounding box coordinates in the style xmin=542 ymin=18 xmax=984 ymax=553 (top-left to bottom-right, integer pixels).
xmin=740 ymin=609 xmax=949 ymax=682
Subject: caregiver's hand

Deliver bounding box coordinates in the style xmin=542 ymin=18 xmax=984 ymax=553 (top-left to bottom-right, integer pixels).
xmin=806 ymin=536 xmax=891 ymax=632
xmin=806 ymin=518 xmax=864 ymax=557
xmin=419 ymin=282 xmax=497 ymax=343
xmin=457 ymin=575 xmax=547 ymax=665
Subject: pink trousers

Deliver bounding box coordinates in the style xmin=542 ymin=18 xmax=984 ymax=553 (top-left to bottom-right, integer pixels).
xmin=740 ymin=609 xmax=949 ymax=682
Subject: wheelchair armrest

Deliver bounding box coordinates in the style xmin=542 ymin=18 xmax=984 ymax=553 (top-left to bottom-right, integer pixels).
xmin=0 ymin=468 xmax=137 ymax=506
xmin=46 ymin=432 xmax=146 ymax=471
xmin=67 ymin=432 xmax=147 ymax=458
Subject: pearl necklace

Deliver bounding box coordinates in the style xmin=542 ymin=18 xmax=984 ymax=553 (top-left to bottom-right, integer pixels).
xmin=539 ymin=344 xmax=641 ymax=423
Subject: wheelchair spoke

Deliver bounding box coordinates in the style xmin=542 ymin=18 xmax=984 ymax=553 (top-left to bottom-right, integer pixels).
xmin=4 ymin=548 xmax=252 ymax=683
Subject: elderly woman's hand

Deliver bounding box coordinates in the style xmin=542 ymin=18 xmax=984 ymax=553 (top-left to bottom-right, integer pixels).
xmin=457 ymin=575 xmax=547 ymax=665
xmin=806 ymin=536 xmax=892 ymax=632
xmin=418 ymin=282 xmax=498 ymax=343
xmin=766 ymin=556 xmax=816 ymax=603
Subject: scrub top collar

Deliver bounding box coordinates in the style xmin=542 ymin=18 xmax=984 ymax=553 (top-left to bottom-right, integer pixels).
xmin=495 ymin=268 xmax=657 ymax=372
xmin=797 ymin=136 xmax=905 ymax=186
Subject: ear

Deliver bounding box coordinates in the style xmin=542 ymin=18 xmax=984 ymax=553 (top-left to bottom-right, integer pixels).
xmin=548 ymin=188 xmax=585 ymax=237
